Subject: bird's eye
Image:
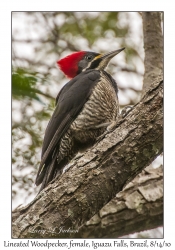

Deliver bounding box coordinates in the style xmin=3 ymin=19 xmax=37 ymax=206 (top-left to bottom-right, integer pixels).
xmin=86 ymin=55 xmax=93 ymax=61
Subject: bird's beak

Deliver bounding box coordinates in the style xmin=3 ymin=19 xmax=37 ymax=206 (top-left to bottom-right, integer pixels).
xmin=94 ymin=48 xmax=125 ymax=70
xmin=100 ymin=47 xmax=125 ymax=60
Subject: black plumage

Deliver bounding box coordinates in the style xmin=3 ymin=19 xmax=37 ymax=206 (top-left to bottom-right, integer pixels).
xmin=35 ymin=48 xmax=125 ymax=192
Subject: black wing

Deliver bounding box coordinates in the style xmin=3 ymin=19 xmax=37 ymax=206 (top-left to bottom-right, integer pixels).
xmin=35 ymin=69 xmax=100 ymax=185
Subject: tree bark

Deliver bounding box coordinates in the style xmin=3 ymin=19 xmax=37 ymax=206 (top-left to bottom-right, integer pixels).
xmin=142 ymin=12 xmax=163 ymax=95
xmin=12 ymin=73 xmax=163 ymax=238
xmin=74 ymin=165 xmax=163 ymax=238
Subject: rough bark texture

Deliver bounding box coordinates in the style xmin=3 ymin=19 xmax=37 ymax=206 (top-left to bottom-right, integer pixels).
xmin=142 ymin=12 xmax=163 ymax=95
xmin=12 ymin=74 xmax=163 ymax=238
xmin=75 ymin=165 xmax=163 ymax=238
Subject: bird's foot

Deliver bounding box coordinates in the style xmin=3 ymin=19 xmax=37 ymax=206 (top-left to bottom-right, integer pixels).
xmin=96 ymin=106 xmax=133 ymax=143
xmin=106 ymin=121 xmax=119 ymax=131
xmin=96 ymin=120 xmax=120 ymax=141
xmin=120 ymin=105 xmax=133 ymax=118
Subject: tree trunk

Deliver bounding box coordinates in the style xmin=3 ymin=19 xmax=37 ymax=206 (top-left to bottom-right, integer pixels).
xmin=12 ymin=74 xmax=163 ymax=238
xmin=142 ymin=12 xmax=163 ymax=95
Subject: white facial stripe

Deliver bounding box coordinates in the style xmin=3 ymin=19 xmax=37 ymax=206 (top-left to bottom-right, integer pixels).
xmin=82 ymin=56 xmax=108 ymax=72
xmin=82 ymin=60 xmax=94 ymax=72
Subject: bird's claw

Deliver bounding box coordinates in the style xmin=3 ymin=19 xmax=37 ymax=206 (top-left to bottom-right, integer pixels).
xmin=121 ymin=105 xmax=133 ymax=118
xmin=106 ymin=121 xmax=118 ymax=131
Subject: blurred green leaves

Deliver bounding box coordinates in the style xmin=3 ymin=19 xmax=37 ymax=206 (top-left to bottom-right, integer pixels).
xmin=12 ymin=68 xmax=54 ymax=200
xmin=12 ymin=68 xmax=39 ymax=100
xmin=12 ymin=68 xmax=54 ymax=102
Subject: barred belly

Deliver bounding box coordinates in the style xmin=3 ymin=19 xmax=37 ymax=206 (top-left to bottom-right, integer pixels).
xmin=58 ymin=72 xmax=119 ymax=159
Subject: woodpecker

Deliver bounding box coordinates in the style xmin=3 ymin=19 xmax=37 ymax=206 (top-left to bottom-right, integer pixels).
xmin=35 ymin=48 xmax=125 ymax=192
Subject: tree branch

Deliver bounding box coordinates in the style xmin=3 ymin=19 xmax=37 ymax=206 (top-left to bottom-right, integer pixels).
xmin=12 ymin=74 xmax=163 ymax=238
xmin=74 ymin=165 xmax=163 ymax=238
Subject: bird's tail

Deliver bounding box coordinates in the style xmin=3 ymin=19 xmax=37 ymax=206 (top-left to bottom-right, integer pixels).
xmin=38 ymin=154 xmax=57 ymax=192
xmin=36 ymin=154 xmax=66 ymax=193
